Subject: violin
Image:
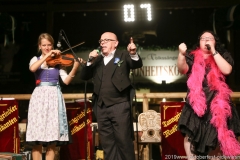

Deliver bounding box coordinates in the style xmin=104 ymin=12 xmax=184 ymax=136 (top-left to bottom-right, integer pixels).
xmin=46 ymin=41 xmax=86 ymax=67
xmin=46 ymin=54 xmax=76 ymax=67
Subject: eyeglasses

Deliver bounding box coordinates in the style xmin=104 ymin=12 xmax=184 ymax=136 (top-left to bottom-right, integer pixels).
xmin=200 ymin=37 xmax=214 ymax=41
xmin=99 ymin=39 xmax=116 ymax=44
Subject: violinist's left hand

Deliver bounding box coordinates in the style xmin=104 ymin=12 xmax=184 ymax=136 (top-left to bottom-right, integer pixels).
xmin=73 ymin=58 xmax=85 ymax=68
xmin=79 ymin=58 xmax=86 ymax=64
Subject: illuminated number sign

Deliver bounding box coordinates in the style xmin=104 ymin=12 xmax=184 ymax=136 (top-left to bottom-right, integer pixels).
xmin=123 ymin=3 xmax=152 ymax=22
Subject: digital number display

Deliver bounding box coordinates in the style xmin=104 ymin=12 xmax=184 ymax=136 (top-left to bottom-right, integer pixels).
xmin=123 ymin=3 xmax=152 ymax=22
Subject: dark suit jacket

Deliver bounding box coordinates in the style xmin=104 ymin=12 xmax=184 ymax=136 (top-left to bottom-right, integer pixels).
xmin=80 ymin=49 xmax=143 ymax=95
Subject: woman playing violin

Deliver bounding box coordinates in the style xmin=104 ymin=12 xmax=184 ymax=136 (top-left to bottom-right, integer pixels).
xmin=26 ymin=33 xmax=81 ymax=160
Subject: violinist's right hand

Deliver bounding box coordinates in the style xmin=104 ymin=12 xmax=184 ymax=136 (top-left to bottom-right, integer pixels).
xmin=45 ymin=49 xmax=61 ymax=58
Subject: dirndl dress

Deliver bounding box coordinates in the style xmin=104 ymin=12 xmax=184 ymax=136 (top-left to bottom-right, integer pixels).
xmin=26 ymin=64 xmax=71 ymax=147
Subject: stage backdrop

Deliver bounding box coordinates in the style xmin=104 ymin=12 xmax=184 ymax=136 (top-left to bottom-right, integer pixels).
xmin=60 ymin=99 xmax=93 ymax=160
xmin=68 ymin=49 xmax=186 ymax=85
xmin=0 ymin=99 xmax=20 ymax=153
xmin=161 ymin=102 xmax=186 ymax=160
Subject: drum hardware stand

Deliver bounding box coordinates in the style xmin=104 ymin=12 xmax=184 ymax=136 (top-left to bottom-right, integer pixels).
xmin=91 ymin=123 xmax=98 ymax=160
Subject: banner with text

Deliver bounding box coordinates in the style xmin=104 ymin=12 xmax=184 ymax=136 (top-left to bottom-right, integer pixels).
xmin=161 ymin=102 xmax=186 ymax=160
xmin=0 ymin=99 xmax=20 ymax=153
xmin=60 ymin=100 xmax=93 ymax=160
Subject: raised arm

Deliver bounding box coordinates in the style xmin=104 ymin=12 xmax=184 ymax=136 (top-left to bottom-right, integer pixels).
xmin=207 ymin=43 xmax=232 ymax=75
xmin=177 ymin=43 xmax=189 ymax=74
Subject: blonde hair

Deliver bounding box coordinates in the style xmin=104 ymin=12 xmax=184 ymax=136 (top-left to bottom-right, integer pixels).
xmin=37 ymin=33 xmax=54 ymax=52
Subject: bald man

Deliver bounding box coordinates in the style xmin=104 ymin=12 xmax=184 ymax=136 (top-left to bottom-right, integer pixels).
xmin=80 ymin=32 xmax=143 ymax=160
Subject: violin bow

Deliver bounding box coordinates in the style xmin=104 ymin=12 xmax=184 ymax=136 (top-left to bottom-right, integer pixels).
xmin=61 ymin=41 xmax=85 ymax=63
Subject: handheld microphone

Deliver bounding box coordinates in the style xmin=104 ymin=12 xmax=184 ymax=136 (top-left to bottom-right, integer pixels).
xmin=57 ymin=31 xmax=63 ymax=48
xmin=205 ymin=44 xmax=211 ymax=50
xmin=88 ymin=46 xmax=102 ymax=62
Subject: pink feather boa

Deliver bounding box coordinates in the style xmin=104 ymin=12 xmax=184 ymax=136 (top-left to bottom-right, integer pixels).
xmin=187 ymin=49 xmax=240 ymax=157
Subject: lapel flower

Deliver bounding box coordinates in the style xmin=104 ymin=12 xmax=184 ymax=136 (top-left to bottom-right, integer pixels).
xmin=36 ymin=79 xmax=41 ymax=85
xmin=114 ymin=57 xmax=120 ymax=64
xmin=114 ymin=57 xmax=123 ymax=67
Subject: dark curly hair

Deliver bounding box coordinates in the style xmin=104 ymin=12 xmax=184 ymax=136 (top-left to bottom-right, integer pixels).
xmin=190 ymin=30 xmax=227 ymax=55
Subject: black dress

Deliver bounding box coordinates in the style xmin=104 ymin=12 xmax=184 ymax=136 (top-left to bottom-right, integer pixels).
xmin=178 ymin=52 xmax=240 ymax=155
